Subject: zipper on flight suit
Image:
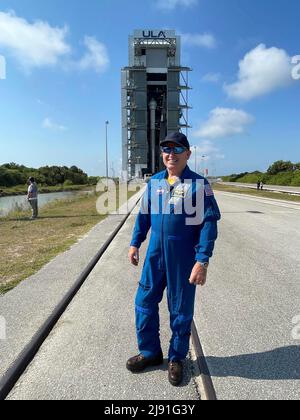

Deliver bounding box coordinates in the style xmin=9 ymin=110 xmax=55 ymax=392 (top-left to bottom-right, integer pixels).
xmin=159 ymin=179 xmax=171 ymax=271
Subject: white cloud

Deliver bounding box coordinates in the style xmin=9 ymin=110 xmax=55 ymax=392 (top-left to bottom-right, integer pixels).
xmin=155 ymin=0 xmax=198 ymax=11
xmin=181 ymin=33 xmax=216 ymax=49
xmin=224 ymin=44 xmax=294 ymax=101
xmin=194 ymin=108 xmax=254 ymax=139
xmin=192 ymin=140 xmax=216 ymax=155
xmin=0 ymin=11 xmax=109 ymax=75
xmin=42 ymin=117 xmax=68 ymax=131
xmin=0 ymin=11 xmax=70 ymax=69
xmin=78 ymin=36 xmax=109 ymax=73
xmin=191 ymin=141 xmax=225 ymax=160
xmin=190 ymin=141 xmax=225 ymax=176
xmin=201 ymin=73 xmax=221 ymax=83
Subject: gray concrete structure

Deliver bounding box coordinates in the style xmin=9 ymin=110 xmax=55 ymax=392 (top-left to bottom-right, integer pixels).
xmin=121 ymin=30 xmax=191 ymax=179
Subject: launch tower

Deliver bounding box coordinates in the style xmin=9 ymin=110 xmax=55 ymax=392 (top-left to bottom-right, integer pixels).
xmin=121 ymin=30 xmax=191 ymax=179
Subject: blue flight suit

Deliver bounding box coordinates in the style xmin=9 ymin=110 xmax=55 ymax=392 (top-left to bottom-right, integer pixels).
xmin=130 ymin=166 xmax=221 ymax=361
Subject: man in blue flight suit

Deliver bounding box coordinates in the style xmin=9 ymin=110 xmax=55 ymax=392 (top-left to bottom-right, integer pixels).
xmin=127 ymin=132 xmax=221 ymax=386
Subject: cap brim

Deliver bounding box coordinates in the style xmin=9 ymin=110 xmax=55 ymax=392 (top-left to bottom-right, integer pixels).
xmin=160 ymin=140 xmax=182 ymax=147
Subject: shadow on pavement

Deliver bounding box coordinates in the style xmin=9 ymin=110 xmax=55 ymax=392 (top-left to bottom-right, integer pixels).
xmin=200 ymin=346 xmax=300 ymax=380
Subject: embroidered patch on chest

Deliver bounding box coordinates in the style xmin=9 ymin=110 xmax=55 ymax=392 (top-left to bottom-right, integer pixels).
xmin=171 ymin=184 xmax=190 ymax=199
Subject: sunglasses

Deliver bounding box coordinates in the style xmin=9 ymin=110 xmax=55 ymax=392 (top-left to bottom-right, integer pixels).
xmin=161 ymin=146 xmax=187 ymax=154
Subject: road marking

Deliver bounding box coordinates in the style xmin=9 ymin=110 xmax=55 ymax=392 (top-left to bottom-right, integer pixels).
xmin=221 ymin=183 xmax=300 ymax=195
xmin=215 ymin=191 xmax=300 ymax=211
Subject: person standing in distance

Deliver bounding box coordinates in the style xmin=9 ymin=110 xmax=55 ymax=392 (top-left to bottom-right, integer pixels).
xmin=27 ymin=177 xmax=38 ymax=220
xmin=127 ymin=132 xmax=221 ymax=386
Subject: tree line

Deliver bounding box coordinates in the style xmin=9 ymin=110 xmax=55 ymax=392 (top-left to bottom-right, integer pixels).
xmin=222 ymin=160 xmax=300 ymax=186
xmin=0 ymin=163 xmax=99 ymax=187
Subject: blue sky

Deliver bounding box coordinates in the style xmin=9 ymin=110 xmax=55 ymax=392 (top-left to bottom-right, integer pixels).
xmin=0 ymin=0 xmax=299 ymax=176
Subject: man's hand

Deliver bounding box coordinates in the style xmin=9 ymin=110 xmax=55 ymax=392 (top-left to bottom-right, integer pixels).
xmin=129 ymin=246 xmax=139 ymax=266
xmin=189 ymin=262 xmax=208 ymax=286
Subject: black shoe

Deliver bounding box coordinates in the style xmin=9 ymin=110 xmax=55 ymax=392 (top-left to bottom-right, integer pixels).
xmin=126 ymin=351 xmax=163 ymax=373
xmin=168 ymin=361 xmax=183 ymax=386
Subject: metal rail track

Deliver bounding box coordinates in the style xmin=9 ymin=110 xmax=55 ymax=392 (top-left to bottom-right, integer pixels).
xmin=0 ymin=195 xmax=216 ymax=401
xmin=191 ymin=321 xmax=217 ymax=400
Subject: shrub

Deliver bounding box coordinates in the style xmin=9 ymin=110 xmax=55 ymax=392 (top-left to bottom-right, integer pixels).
xmin=237 ymin=172 xmax=263 ymax=183
xmin=290 ymin=171 xmax=300 ymax=186
xmin=267 ymin=160 xmax=294 ymax=175
xmin=63 ymin=180 xmax=73 ymax=187
xmin=268 ymin=172 xmax=294 ymax=186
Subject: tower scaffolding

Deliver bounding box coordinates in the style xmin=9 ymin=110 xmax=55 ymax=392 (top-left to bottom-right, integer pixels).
xmin=121 ymin=30 xmax=192 ymax=179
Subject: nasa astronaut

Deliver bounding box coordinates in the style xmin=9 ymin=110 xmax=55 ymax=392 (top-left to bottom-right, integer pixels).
xmin=127 ymin=132 xmax=221 ymax=386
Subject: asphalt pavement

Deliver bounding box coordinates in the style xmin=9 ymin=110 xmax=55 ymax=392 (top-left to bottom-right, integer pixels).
xmin=194 ymin=191 xmax=300 ymax=400
xmin=1 ymin=189 xmax=299 ymax=400
xmin=6 ymin=213 xmax=200 ymax=400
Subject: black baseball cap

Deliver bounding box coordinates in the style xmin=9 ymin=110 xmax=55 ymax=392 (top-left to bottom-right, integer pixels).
xmin=160 ymin=132 xmax=190 ymax=150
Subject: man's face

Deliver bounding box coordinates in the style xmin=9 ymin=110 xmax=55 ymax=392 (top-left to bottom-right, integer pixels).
xmin=162 ymin=142 xmax=191 ymax=173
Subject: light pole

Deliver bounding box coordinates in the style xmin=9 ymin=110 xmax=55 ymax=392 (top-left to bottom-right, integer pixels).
xmin=105 ymin=121 xmax=109 ymax=190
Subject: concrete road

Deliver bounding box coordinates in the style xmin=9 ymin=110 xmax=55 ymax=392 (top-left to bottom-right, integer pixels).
xmin=221 ymin=182 xmax=300 ymax=195
xmin=195 ymin=191 xmax=300 ymax=400
xmin=6 ymin=214 xmax=201 ymax=400
xmin=0 ymin=190 xmax=144 ymax=380
xmin=4 ymin=189 xmax=300 ymax=400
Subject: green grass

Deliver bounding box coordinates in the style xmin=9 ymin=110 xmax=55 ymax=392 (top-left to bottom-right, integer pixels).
xmin=213 ymin=183 xmax=300 ymax=202
xmin=0 ymin=186 xmax=140 ymax=294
